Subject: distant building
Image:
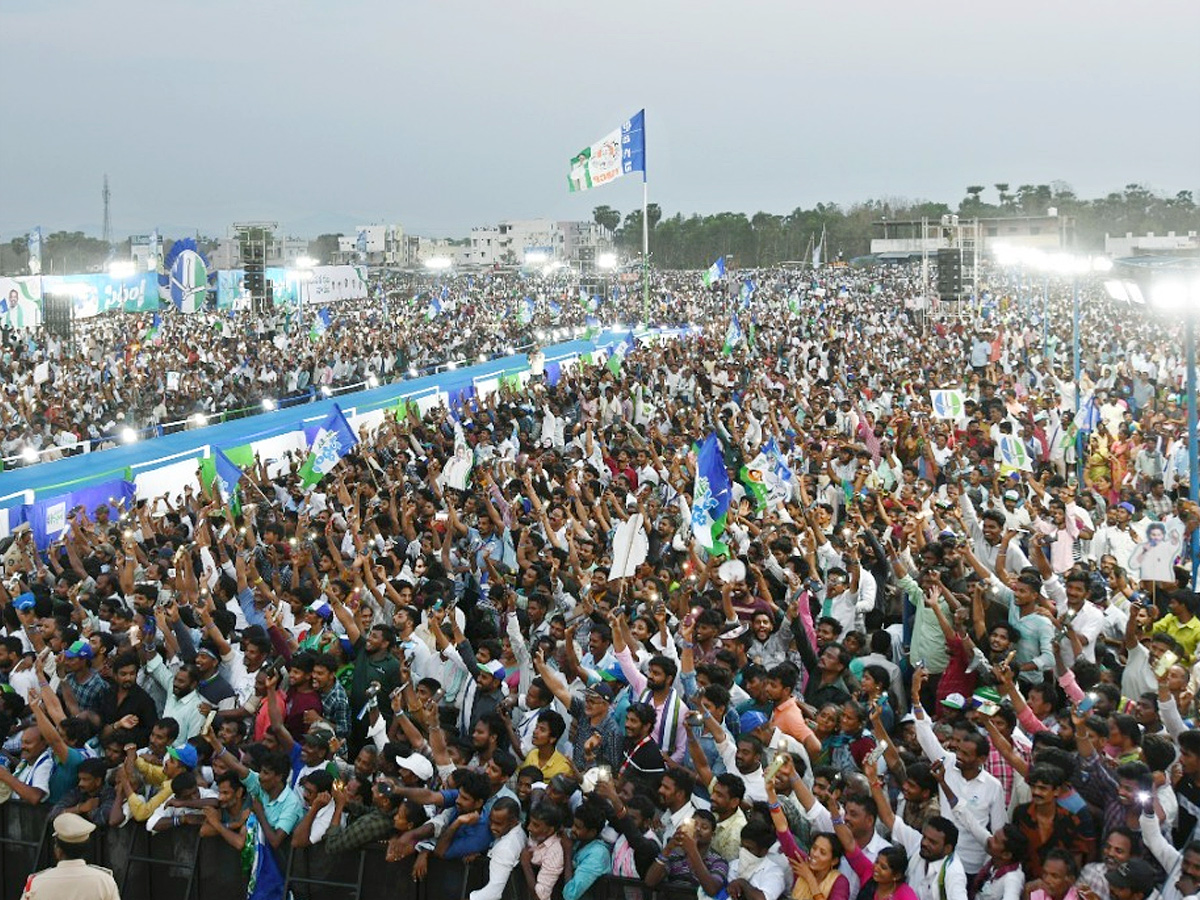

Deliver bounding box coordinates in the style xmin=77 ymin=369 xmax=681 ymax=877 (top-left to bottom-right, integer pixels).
xmin=1105 ymin=230 xmax=1200 ymax=257
xmin=870 ymin=213 xmax=1076 ymax=258
xmin=404 ymin=236 xmax=469 ymax=267
xmin=335 ymin=225 xmax=406 ymax=266
xmin=466 ymin=219 xmax=611 ymax=267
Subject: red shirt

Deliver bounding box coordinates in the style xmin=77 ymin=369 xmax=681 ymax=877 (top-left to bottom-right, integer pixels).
xmin=935 ymin=634 xmax=978 ymax=711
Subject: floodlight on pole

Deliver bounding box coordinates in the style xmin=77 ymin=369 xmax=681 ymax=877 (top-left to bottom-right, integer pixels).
xmin=597 ymin=252 xmax=618 ymax=271
xmin=295 ymin=256 xmax=317 ymax=269
xmin=424 ymin=257 xmax=452 ymax=271
xmin=107 ymin=260 xmax=137 ymax=279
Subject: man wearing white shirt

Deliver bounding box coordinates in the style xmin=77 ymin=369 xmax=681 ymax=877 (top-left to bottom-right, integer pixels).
xmin=912 ymin=688 xmax=1007 ymax=878
xmin=725 ymin=817 xmax=788 ymax=900
xmin=1057 ymin=571 xmax=1106 ymax=665
xmin=469 ymin=798 xmax=525 ymax=900
xmin=868 ymin=770 xmax=968 ymax=900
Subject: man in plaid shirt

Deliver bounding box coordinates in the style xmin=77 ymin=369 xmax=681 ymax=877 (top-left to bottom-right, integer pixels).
xmin=312 ymin=652 xmax=351 ymax=739
xmin=1144 ymin=479 xmax=1174 ymax=521
xmin=61 ymin=640 xmax=110 ymax=717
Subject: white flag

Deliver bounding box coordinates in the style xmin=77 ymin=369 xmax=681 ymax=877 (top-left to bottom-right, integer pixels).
xmin=609 ymin=513 xmax=649 ymax=581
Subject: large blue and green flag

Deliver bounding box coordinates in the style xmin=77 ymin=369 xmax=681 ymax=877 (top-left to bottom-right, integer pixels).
xmin=691 ymin=434 xmax=731 ymax=555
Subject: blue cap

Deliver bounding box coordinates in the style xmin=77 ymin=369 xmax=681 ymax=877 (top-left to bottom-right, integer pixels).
xmin=168 ymin=744 xmax=198 ymax=769
xmin=64 ymin=640 xmax=94 ymax=660
xmin=12 ymin=592 xmax=36 ymax=612
xmin=739 ymin=711 xmax=769 ymax=733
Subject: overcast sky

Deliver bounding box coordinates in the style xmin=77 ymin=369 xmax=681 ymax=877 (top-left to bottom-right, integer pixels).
xmin=1 ymin=0 xmax=1197 ymax=240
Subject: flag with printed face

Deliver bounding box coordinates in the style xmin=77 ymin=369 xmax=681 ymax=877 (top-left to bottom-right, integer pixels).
xmin=438 ymin=421 xmax=474 ymax=491
xmin=740 ymin=438 xmax=793 ymax=512
xmin=692 ymin=434 xmax=731 ymax=555
xmin=298 ymin=404 xmax=358 ymax=487
xmin=998 ymin=435 xmax=1033 ymax=471
xmin=568 ymin=109 xmax=645 ymax=192
xmin=930 ymin=390 xmax=966 ymax=420
xmin=519 ymin=296 xmax=534 ymax=325
xmin=740 ymin=279 xmax=756 ymax=308
xmin=243 ymin=812 xmax=285 ymax=900
xmin=702 ymin=257 xmax=726 ymax=287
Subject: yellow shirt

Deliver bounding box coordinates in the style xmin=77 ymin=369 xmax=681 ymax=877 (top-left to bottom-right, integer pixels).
xmin=1153 ymin=614 xmax=1200 ymax=663
xmin=522 ymin=748 xmax=573 ymax=780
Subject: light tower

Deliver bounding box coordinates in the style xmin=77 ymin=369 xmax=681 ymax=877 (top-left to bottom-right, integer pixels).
xmin=102 ymin=174 xmax=112 ymax=246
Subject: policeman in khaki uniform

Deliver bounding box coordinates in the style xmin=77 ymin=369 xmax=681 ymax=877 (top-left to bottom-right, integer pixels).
xmin=21 ymin=812 xmax=119 ymax=900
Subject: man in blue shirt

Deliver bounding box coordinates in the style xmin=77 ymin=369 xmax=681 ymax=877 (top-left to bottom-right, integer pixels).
xmin=407 ymin=770 xmax=494 ymax=896
xmin=564 ymin=801 xmax=612 ymax=900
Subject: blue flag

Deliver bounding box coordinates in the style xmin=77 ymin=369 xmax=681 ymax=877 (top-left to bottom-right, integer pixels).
xmin=309 ymin=308 xmax=331 ymax=341
xmin=702 ymin=256 xmax=726 ymax=287
xmin=299 ymin=404 xmax=358 ymax=487
xmin=213 ymin=448 xmax=244 ymax=515
xmin=243 ymin=812 xmax=286 ymax=900
xmin=548 ymin=299 xmax=562 ymax=319
xmin=740 ymin=279 xmax=756 ymax=308
xmin=722 ymin=315 xmax=743 ymax=355
xmin=692 ymin=434 xmax=731 ymax=555
xmin=1074 ymin=396 xmax=1102 ymax=433
xmin=425 ymin=296 xmax=443 ymax=321
xmin=519 ymin=296 xmax=535 ymax=325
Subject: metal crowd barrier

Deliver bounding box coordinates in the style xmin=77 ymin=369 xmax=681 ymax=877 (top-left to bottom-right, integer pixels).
xmin=0 ymin=803 xmax=715 ymax=900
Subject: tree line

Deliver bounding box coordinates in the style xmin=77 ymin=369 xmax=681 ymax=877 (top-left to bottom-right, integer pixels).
xmin=594 ymin=182 xmax=1200 ymax=269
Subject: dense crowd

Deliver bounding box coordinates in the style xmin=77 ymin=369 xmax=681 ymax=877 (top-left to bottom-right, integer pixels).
xmin=0 ymin=270 xmax=718 ymax=466
xmin=4 ymin=260 xmax=1200 ymax=900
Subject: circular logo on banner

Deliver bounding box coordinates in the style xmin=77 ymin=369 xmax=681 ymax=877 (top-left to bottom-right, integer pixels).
xmin=170 ymin=250 xmax=208 ymax=313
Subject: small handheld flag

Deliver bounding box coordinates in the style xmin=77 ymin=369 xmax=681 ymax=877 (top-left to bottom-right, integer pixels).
xmin=702 ymin=257 xmax=726 ymax=287
xmin=722 ymin=315 xmax=743 ymax=356
xmin=213 ymin=448 xmax=244 ymax=515
xmin=298 ymin=404 xmax=358 ymax=487
xmin=309 ymin=308 xmax=332 ymax=341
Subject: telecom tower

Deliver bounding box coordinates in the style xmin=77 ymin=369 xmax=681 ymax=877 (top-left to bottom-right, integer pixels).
xmin=102 ymin=174 xmax=111 ymax=246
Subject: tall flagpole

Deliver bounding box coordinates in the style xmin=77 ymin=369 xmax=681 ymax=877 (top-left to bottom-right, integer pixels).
xmin=642 ymin=174 xmax=649 ymax=325
xmin=641 ymin=111 xmax=649 ymax=325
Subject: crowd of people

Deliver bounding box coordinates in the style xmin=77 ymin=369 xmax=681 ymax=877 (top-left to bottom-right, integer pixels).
xmin=0 ymin=270 xmax=711 ymax=467
xmin=4 ymin=260 xmax=1200 ymax=900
